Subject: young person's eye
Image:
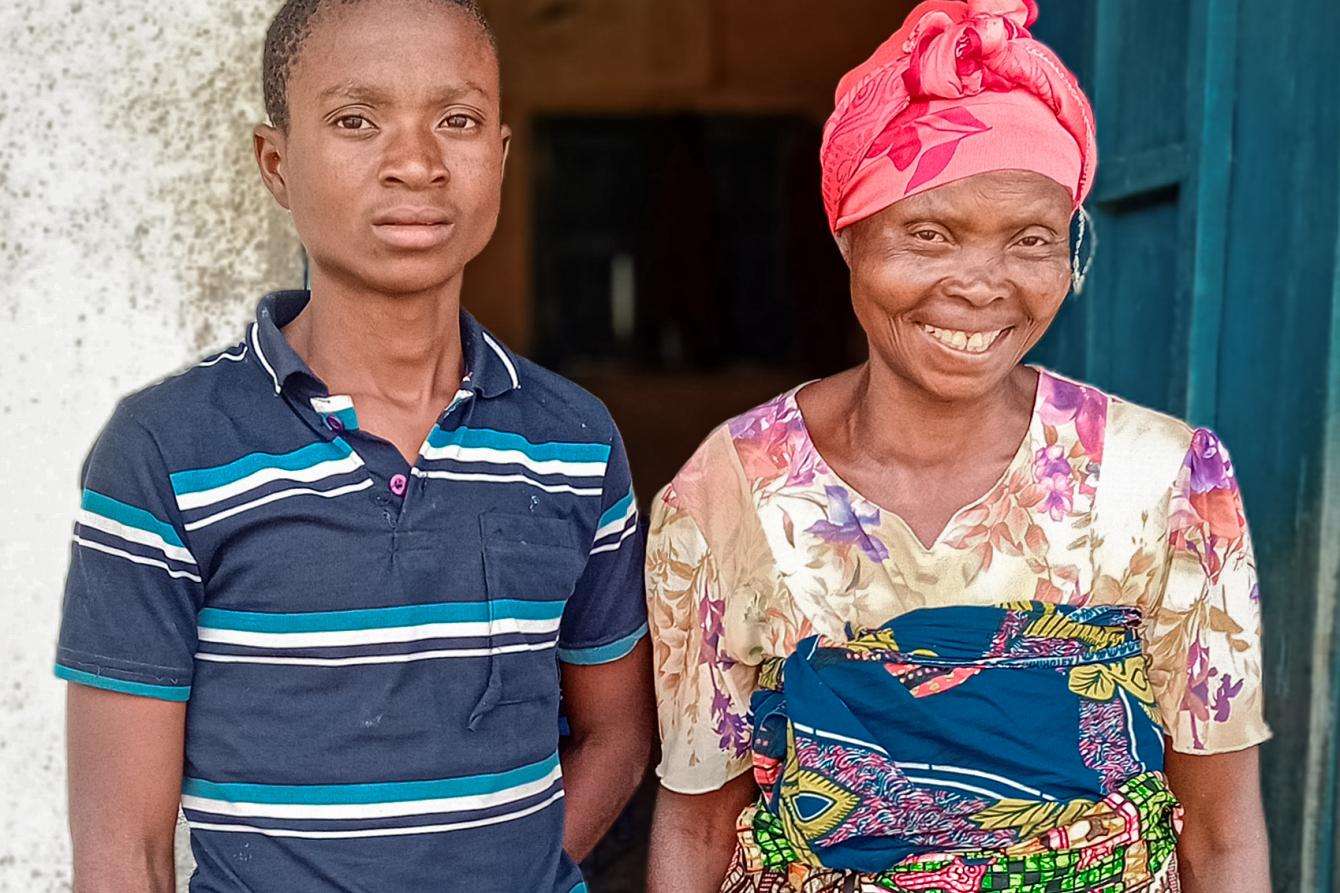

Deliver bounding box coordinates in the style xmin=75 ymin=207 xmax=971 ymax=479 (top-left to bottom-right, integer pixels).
xmin=334 ymin=115 xmax=372 ymax=131
xmin=442 ymin=114 xmax=478 ymax=130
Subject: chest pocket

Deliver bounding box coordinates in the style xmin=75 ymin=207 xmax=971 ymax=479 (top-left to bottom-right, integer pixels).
xmin=471 ymin=512 xmax=587 ymax=722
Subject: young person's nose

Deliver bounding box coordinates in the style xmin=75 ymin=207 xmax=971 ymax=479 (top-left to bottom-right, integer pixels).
xmin=379 ymin=127 xmax=449 ymax=190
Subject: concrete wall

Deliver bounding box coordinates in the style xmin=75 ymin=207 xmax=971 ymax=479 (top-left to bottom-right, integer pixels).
xmin=1 ymin=2 xmax=302 ymax=888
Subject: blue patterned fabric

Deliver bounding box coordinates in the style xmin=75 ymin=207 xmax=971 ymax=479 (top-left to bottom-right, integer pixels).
xmin=747 ymin=601 xmax=1179 ymax=880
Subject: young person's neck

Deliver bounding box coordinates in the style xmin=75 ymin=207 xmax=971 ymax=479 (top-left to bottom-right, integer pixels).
xmin=285 ymin=268 xmax=467 ymax=406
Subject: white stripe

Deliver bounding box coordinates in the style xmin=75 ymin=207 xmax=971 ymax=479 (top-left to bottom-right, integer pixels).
xmin=895 ymin=763 xmax=1056 ymax=801
xmin=594 ymin=502 xmax=638 ymax=541
xmin=182 ymin=765 xmax=562 ymax=821
xmin=186 ymin=789 xmax=564 ymax=839
xmin=76 ymin=510 xmax=197 ymax=565
xmin=194 ymin=640 xmax=556 ymax=667
xmin=790 ymin=722 xmax=890 ymax=756
xmin=409 ymin=469 xmax=601 ymax=497
xmin=310 ymin=395 xmax=353 ymax=414
xmin=590 ymin=522 xmax=638 ymax=556
xmin=1120 ymin=688 xmax=1141 ymax=767
xmin=197 ymin=347 xmax=247 ymax=368
xmin=176 ymin=452 xmax=365 ymax=511
xmin=183 ymin=480 xmax=374 ymax=531
xmin=250 ymin=323 xmax=281 ymax=394
xmin=198 ymin=617 xmax=561 ymax=649
xmin=418 ymin=444 xmax=606 ymax=479
xmin=480 ymin=331 xmax=520 ymax=389
xmin=902 ymin=775 xmax=1007 ymax=801
xmin=73 ymin=536 xmax=202 ymax=583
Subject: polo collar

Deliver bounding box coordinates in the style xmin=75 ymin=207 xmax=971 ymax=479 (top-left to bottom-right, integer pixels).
xmin=248 ymin=291 xmax=522 ymax=398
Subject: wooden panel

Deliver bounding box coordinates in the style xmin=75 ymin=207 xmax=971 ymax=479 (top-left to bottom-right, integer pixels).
xmin=1214 ymin=0 xmax=1340 ymax=884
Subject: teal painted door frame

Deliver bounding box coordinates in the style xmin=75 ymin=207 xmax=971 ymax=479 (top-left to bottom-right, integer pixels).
xmin=1031 ymin=2 xmax=1340 ymax=888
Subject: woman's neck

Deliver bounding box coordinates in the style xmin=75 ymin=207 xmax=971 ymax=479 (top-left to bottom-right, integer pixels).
xmin=848 ymin=360 xmax=1038 ymax=470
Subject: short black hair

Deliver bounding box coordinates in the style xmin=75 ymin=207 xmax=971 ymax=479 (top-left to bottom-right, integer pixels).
xmin=262 ymin=0 xmax=497 ymax=131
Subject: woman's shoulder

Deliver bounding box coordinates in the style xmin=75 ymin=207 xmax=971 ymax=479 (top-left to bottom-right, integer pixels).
xmin=652 ymin=384 xmax=811 ymax=530
xmin=1038 ymin=367 xmax=1197 ymax=456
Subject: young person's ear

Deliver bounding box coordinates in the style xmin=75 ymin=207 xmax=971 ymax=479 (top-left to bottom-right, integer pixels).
xmin=499 ymin=123 xmax=512 ymax=180
xmin=253 ymin=124 xmax=292 ymax=211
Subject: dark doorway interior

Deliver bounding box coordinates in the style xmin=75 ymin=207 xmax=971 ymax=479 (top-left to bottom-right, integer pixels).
xmin=532 ymin=114 xmax=857 ymax=504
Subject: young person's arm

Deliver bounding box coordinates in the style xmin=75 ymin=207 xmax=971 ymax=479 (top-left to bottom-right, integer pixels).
xmin=554 ymin=424 xmax=653 ymax=860
xmin=647 ymin=775 xmax=757 ymax=893
xmin=558 ymin=640 xmax=654 ymax=860
xmin=55 ymin=404 xmax=203 ymax=891
xmin=1166 ymin=747 xmax=1270 ymax=892
xmin=67 ymin=687 xmax=185 ymax=893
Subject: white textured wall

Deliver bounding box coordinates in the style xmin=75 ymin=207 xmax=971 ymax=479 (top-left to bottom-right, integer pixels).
xmin=0 ymin=1 xmax=303 ymax=888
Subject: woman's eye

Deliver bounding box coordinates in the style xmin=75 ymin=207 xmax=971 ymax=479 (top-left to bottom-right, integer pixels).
xmin=335 ymin=115 xmax=370 ymax=130
xmin=1017 ymin=235 xmax=1049 ymax=248
xmin=443 ymin=114 xmax=477 ymax=130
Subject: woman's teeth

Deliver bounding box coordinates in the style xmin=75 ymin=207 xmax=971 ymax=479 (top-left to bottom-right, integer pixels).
xmin=918 ymin=323 xmax=1008 ymax=354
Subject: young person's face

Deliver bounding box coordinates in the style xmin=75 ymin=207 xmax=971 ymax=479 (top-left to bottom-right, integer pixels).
xmin=256 ymin=0 xmax=509 ymax=297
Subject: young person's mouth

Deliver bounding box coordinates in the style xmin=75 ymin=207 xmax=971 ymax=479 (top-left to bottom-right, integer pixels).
xmin=372 ymin=208 xmax=455 ymax=249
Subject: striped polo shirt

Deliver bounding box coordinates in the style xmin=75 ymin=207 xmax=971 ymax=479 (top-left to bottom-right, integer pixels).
xmin=55 ymin=291 xmax=647 ymax=892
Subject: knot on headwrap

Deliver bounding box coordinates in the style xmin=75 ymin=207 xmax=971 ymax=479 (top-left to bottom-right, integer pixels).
xmin=820 ymin=0 xmax=1096 ymax=236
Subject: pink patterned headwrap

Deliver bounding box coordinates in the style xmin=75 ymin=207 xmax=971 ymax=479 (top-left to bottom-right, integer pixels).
xmin=820 ymin=0 xmax=1097 ymax=235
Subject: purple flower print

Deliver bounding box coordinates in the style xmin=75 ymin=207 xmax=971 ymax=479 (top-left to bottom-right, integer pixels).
xmin=1032 ymin=444 xmax=1071 ymax=481
xmin=696 ymin=592 xmax=730 ymax=668
xmin=807 ymin=486 xmax=890 ymax=562
xmin=712 ymin=689 xmax=752 ymax=757
xmin=1039 ymin=472 xmax=1074 ymax=522
xmin=1186 ymin=428 xmax=1236 ymax=494
xmin=1212 ymin=674 xmax=1242 ymax=723
xmin=1037 ymin=374 xmax=1106 ymax=461
xmin=728 ymin=396 xmax=819 ymax=488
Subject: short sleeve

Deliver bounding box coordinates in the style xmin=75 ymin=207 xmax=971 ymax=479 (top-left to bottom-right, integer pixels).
xmin=1143 ymin=428 xmax=1271 ymax=753
xmin=556 ymin=425 xmax=648 ymax=665
xmin=56 ymin=404 xmax=204 ymax=701
xmin=646 ymin=489 xmax=758 ymax=794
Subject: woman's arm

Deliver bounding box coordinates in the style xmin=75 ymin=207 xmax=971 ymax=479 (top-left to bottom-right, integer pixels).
xmin=647 ymin=773 xmax=758 ymax=893
xmin=1165 ymin=745 xmax=1270 ymax=892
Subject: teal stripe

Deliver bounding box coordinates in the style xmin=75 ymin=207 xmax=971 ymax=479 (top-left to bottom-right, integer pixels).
xmin=597 ymin=489 xmax=635 ymax=529
xmin=182 ymin=752 xmax=560 ymax=805
xmin=329 ymin=407 xmax=360 ymax=431
xmin=170 ymin=439 xmax=354 ymax=495
xmin=197 ymin=598 xmax=566 ymax=633
xmin=80 ymin=490 xmax=185 ymax=548
xmin=571 ymin=884 xmax=589 ymax=893
xmin=558 ymin=623 xmax=648 ymax=666
xmin=55 ymin=664 xmax=191 ymax=702
xmin=426 ymin=427 xmax=611 ymax=464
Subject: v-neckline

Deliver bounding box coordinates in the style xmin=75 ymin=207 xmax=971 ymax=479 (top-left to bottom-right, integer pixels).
xmin=790 ymin=366 xmax=1046 ymax=554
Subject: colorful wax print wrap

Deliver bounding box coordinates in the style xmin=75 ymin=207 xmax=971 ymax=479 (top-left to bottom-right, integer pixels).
xmin=743 ymin=601 xmax=1182 ymax=892
xmin=820 ymin=0 xmax=1098 ymax=235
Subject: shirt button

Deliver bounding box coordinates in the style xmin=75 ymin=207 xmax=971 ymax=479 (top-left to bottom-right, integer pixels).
xmin=389 ymin=474 xmax=408 ymax=497
xmin=325 ymin=415 xmax=344 ymax=433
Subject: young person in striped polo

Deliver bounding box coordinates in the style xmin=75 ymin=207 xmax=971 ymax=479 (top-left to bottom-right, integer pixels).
xmin=56 ymin=2 xmax=653 ymax=889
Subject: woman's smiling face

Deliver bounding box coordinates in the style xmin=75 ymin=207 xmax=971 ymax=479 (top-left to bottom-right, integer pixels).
xmin=845 ymin=170 xmax=1075 ymax=402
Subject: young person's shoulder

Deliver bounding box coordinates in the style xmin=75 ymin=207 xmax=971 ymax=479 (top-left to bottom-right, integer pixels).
xmin=505 ymin=353 xmax=620 ymax=444
xmin=101 ymin=338 xmax=275 ymax=466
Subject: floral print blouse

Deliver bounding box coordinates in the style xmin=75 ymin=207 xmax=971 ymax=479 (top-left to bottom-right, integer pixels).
xmin=646 ymin=368 xmax=1270 ymax=795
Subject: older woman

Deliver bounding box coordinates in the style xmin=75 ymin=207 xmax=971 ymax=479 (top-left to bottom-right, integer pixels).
xmin=644 ymin=2 xmax=1271 ymax=891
